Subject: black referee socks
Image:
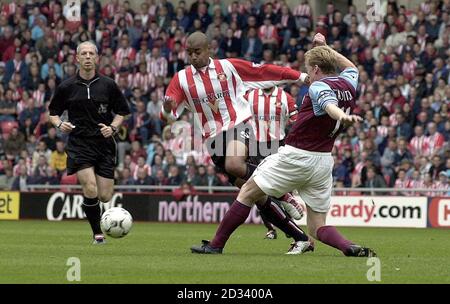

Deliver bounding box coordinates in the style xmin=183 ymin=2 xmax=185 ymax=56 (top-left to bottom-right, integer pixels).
xmin=82 ymin=197 xmax=103 ymax=235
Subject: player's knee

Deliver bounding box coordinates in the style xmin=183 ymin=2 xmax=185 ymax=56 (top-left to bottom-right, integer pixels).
xmin=98 ymin=192 xmax=113 ymax=203
xmin=82 ymin=181 xmax=98 ymax=198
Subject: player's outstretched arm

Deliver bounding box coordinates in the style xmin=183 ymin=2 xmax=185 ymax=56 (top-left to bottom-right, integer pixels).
xmin=227 ymin=58 xmax=309 ymax=89
xmin=325 ymin=103 xmax=362 ymax=126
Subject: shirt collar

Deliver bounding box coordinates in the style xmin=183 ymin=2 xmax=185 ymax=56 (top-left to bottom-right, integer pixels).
xmin=191 ymin=58 xmax=215 ymax=75
xmin=259 ymin=86 xmax=278 ymax=97
xmin=76 ymin=70 xmax=100 ymax=82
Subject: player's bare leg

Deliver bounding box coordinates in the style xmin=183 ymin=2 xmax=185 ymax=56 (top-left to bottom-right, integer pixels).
xmin=306 ymin=205 xmax=376 ymax=257
xmin=96 ymin=174 xmax=114 ymax=203
xmin=224 ymin=139 xmax=253 ymax=180
xmin=78 ymin=167 xmax=105 ymax=244
xmin=191 ymin=178 xmax=311 ymax=254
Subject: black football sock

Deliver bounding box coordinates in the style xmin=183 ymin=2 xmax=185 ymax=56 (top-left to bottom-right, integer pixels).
xmin=258 ymin=198 xmax=309 ymax=242
xmin=82 ymin=197 xmax=102 ymax=235
xmin=260 ymin=212 xmax=276 ymax=231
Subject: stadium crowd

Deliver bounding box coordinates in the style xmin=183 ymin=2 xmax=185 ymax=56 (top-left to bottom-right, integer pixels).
xmin=0 ymin=0 xmax=449 ymax=196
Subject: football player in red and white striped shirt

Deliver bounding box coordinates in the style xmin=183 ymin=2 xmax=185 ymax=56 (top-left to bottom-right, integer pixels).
xmin=247 ymin=86 xmax=298 ymax=146
xmin=246 ymin=86 xmax=302 ymax=238
xmin=161 ymin=32 xmax=310 ymax=251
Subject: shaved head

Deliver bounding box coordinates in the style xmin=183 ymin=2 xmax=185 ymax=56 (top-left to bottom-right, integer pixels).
xmin=186 ymin=31 xmax=209 ymax=49
xmin=186 ymin=31 xmax=210 ymax=69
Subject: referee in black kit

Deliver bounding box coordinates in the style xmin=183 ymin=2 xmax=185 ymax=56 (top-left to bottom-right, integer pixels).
xmin=49 ymin=41 xmax=130 ymax=244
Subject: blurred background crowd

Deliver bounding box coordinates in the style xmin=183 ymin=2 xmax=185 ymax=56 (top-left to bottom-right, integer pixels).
xmin=0 ymin=0 xmax=449 ymax=196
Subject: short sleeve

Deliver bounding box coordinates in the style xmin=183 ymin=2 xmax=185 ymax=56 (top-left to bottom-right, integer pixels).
xmin=164 ymin=73 xmax=187 ymax=118
xmin=48 ymin=83 xmax=67 ymax=116
xmin=339 ymin=67 xmax=359 ymax=90
xmin=110 ymin=81 xmax=131 ymax=116
xmin=308 ymin=81 xmax=338 ymax=116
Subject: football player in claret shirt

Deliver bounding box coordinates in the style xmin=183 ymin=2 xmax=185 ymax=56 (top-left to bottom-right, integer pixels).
xmin=160 ymin=31 xmax=312 ymax=253
xmin=246 ymin=85 xmax=303 ymax=240
xmin=192 ymin=33 xmax=376 ymax=256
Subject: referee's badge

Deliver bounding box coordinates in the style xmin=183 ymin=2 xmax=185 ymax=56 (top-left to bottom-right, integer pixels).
xmin=98 ymin=103 xmax=108 ymax=114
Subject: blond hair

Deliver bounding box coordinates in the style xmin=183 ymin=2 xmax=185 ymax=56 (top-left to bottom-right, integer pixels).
xmin=304 ymin=46 xmax=337 ymax=75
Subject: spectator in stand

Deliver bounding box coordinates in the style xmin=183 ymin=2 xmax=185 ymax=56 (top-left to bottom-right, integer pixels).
xmin=11 ymin=164 xmax=33 ymax=191
xmin=49 ymin=140 xmax=67 ymax=175
xmin=205 ymin=165 xmax=221 ymax=188
xmin=426 ymin=122 xmax=445 ymax=157
xmin=33 ymin=154 xmax=49 ymax=183
xmin=396 ymin=113 xmax=413 ymax=140
xmin=134 ymin=167 xmax=155 ymax=187
xmin=429 ymin=155 xmax=445 ymax=181
xmin=43 ymin=166 xmax=60 ymax=186
xmin=40 ymin=127 xmax=60 ymax=151
xmin=129 ymin=140 xmax=147 ymax=164
xmin=192 ymin=165 xmax=208 ymax=186
xmin=0 ymin=165 xmax=14 ymax=190
xmin=132 ymin=155 xmax=152 ymax=180
xmin=434 ymin=171 xmax=449 ymax=196
xmin=393 ymin=137 xmax=413 ymax=170
xmin=167 ymin=165 xmax=183 ymax=186
xmin=31 ymin=140 xmax=52 ymax=170
xmin=154 ymin=169 xmax=168 ymax=186
xmin=4 ymin=128 xmax=26 ymax=161
xmin=118 ymin=167 xmax=134 ymax=186
xmin=363 ymin=166 xmax=387 ymax=195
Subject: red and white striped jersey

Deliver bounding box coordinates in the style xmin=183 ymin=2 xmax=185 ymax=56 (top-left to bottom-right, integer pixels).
xmin=433 ymin=181 xmax=449 ymax=196
xmin=163 ymin=58 xmax=303 ymax=138
xmin=148 ymin=56 xmax=168 ymax=78
xmin=402 ymin=60 xmax=417 ymax=81
xmin=246 ymin=87 xmax=298 ymax=142
xmin=426 ymin=132 xmax=445 ymax=156
xmin=394 ymin=178 xmax=411 ymax=196
xmin=133 ymin=72 xmax=155 ymax=93
xmin=293 ymin=3 xmax=312 ymax=17
xmin=377 ymin=125 xmax=388 ymax=138
xmin=115 ymin=47 xmax=136 ymax=67
xmin=409 ymin=135 xmax=430 ymax=157
xmin=373 ymin=22 xmax=386 ymax=40
xmin=1 ymin=2 xmax=17 ymax=17
xmin=132 ymin=164 xmax=152 ymax=180
xmin=407 ymin=179 xmax=423 ymax=196
xmin=258 ymin=25 xmax=279 ymax=41
xmin=115 ymin=73 xmax=134 ymax=89
xmin=32 ymin=89 xmax=46 ymax=108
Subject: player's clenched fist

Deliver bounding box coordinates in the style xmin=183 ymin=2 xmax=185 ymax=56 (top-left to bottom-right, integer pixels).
xmin=313 ymin=33 xmax=327 ymax=47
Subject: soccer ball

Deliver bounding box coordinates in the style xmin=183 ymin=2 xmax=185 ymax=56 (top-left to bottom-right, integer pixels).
xmin=100 ymin=207 xmax=133 ymax=238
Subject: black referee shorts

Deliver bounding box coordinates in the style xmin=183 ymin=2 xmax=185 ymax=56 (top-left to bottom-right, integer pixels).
xmin=66 ymin=135 xmax=117 ymax=179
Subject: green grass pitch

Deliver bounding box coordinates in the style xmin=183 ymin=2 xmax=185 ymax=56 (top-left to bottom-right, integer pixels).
xmin=1 ymin=220 xmax=449 ymax=283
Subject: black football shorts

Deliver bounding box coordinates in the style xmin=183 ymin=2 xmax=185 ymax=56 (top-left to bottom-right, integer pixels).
xmin=66 ymin=135 xmax=117 ymax=179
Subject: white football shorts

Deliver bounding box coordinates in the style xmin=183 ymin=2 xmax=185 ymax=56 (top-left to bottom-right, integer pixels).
xmin=252 ymin=145 xmax=333 ymax=212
